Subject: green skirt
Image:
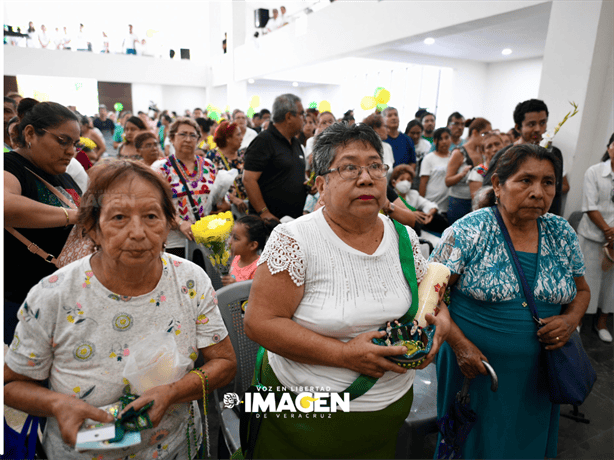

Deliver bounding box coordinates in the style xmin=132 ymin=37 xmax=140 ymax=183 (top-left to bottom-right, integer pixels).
xmin=253 ymin=352 xmax=414 ymax=459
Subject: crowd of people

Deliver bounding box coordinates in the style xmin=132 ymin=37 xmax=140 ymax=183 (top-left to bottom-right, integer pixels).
xmin=5 ymin=22 xmax=156 ymax=56
xmin=3 ymin=89 xmax=613 ymax=459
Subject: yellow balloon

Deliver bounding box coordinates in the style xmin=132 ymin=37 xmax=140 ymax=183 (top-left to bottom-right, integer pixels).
xmin=318 ymin=100 xmax=331 ymax=113
xmin=250 ymin=96 xmax=260 ymax=108
xmin=375 ymin=89 xmax=391 ymax=104
xmin=360 ymin=96 xmax=377 ymax=110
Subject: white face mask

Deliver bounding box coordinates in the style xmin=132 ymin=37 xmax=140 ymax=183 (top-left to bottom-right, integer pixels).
xmin=395 ymin=180 xmax=412 ymax=195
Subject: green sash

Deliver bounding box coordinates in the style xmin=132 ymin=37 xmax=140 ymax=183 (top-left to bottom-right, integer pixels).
xmin=342 ymin=219 xmax=419 ymax=399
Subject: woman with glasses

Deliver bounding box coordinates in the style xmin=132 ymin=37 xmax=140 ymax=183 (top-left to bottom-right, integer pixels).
xmin=244 ymin=123 xmax=450 ymax=458
xmin=152 ymin=117 xmax=228 ymax=258
xmin=3 ymin=99 xmax=82 ymax=343
xmin=135 ymin=131 xmax=162 ymax=167
xmin=445 ymin=117 xmax=492 ymax=224
xmin=576 ymin=133 xmax=614 ymax=342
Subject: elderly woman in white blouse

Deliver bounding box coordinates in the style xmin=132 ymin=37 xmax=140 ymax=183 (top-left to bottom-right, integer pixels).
xmin=244 ymin=123 xmax=450 ymax=459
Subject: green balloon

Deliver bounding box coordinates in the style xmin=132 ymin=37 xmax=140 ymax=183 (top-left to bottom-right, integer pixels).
xmin=210 ymin=112 xmax=220 ymax=121
xmin=247 ymin=107 xmax=255 ymax=118
xmin=309 ymin=101 xmax=318 ymax=109
xmin=374 ymin=87 xmax=384 ymax=97
xmin=376 ymin=103 xmax=388 ymax=111
xmin=114 ymin=102 xmax=124 ymax=112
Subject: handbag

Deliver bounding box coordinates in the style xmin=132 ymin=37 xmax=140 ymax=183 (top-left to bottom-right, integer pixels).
xmin=4 ymin=168 xmax=94 ymax=268
xmin=493 ymin=206 xmax=596 ymax=405
xmin=1 ymin=415 xmax=39 ymax=460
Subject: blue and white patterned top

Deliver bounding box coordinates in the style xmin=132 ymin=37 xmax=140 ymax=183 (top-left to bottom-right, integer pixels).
xmin=429 ymin=207 xmax=585 ymax=305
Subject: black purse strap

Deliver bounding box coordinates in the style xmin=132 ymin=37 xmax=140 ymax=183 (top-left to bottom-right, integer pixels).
xmin=492 ymin=206 xmax=543 ymax=327
xmin=169 ymin=155 xmax=201 ymax=220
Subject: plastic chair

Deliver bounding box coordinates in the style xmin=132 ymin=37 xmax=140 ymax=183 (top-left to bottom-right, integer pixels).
xmin=395 ymin=363 xmax=439 ymax=459
xmin=213 ymin=280 xmax=258 ymax=456
xmin=184 ymin=240 xmax=224 ymax=290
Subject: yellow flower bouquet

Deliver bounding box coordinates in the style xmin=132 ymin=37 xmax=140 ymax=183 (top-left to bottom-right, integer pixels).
xmin=191 ymin=211 xmax=234 ymax=275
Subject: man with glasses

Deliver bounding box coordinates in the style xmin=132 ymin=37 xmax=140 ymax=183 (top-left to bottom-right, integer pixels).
xmin=233 ymin=109 xmax=258 ymax=151
xmin=429 ymin=112 xmax=465 ymax=153
xmin=243 ymin=93 xmax=308 ymax=221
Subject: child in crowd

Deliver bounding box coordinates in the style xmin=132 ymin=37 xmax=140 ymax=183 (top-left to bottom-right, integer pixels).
xmin=391 ymin=164 xmax=449 ymax=234
xmin=222 ymin=215 xmax=278 ymax=285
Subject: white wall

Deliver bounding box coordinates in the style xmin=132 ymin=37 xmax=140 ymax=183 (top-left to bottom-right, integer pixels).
xmin=5 ymin=46 xmax=208 ymax=87
xmin=162 ymin=86 xmax=208 ymax=115
xmin=131 ymin=83 xmax=164 ymax=114
xmin=483 ymin=58 xmax=543 ymax=131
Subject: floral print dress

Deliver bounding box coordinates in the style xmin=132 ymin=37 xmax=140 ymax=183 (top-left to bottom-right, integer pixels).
xmin=5 ymin=254 xmax=228 ymax=460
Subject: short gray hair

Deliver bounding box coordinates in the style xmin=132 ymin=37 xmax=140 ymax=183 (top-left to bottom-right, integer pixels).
xmin=312 ymin=123 xmax=383 ymax=177
xmin=272 ymin=94 xmax=301 ymax=123
xmin=381 ymin=106 xmax=397 ymax=118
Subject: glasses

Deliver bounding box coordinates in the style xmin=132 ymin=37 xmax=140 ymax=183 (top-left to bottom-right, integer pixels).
xmin=42 ymin=129 xmax=80 ymax=149
xmin=449 ymin=122 xmax=465 ymax=127
xmin=323 ymin=163 xmax=389 ymax=181
xmin=140 ymin=142 xmax=158 ymax=150
xmin=176 ymin=132 xmax=199 ymax=140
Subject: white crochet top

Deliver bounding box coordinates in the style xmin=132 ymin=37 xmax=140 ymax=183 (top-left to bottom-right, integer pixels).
xmin=259 ymin=208 xmax=427 ymax=411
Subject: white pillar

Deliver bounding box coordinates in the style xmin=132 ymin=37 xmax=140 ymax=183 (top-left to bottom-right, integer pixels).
xmin=537 ymin=0 xmax=614 ymax=217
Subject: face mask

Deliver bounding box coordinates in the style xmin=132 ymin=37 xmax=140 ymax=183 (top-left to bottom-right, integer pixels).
xmin=395 ymin=180 xmax=412 ymax=195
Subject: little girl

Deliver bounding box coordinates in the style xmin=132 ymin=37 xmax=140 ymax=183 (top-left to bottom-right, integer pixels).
xmin=221 ymin=215 xmax=278 ymax=285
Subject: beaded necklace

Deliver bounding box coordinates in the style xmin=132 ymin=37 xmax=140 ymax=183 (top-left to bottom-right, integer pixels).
xmin=189 ymin=368 xmax=210 ymax=458
xmin=175 ymin=155 xmax=203 ymax=181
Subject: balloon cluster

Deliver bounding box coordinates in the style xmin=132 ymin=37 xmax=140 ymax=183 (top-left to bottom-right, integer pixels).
xmin=360 ymin=87 xmax=391 ymax=111
xmin=247 ymin=95 xmax=260 ymax=118
xmin=207 ymin=103 xmax=222 ymax=122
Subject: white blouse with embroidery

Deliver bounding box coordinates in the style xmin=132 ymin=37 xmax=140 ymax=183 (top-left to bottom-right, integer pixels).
xmin=258 ymin=208 xmax=427 ymax=411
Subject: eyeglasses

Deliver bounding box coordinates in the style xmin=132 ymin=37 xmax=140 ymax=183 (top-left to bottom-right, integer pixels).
xmin=42 ymin=129 xmax=80 ymax=149
xmin=449 ymin=122 xmax=465 ymax=127
xmin=323 ymin=163 xmax=389 ymax=181
xmin=140 ymin=142 xmax=158 ymax=150
xmin=176 ymin=132 xmax=199 ymax=140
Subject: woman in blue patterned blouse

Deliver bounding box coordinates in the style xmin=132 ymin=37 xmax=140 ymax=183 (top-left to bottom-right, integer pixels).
xmin=430 ymin=144 xmax=589 ymax=459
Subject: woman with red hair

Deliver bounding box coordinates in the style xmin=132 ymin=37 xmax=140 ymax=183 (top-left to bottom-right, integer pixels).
xmin=207 ymin=121 xmax=248 ymax=214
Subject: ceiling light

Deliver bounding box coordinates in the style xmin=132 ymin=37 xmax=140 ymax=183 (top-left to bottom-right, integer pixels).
xmin=502 ymin=48 xmax=512 ymax=55
xmin=248 ymin=78 xmax=255 ymax=84
xmin=424 ymin=38 xmax=435 ymax=45
xmin=292 ymin=82 xmax=299 ymax=87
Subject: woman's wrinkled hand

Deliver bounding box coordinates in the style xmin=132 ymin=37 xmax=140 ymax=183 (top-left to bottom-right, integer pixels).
xmin=230 ymin=195 xmax=248 ymax=213
xmin=452 ymin=340 xmax=489 ymax=379
xmin=52 ymin=397 xmax=114 ymax=447
xmin=537 ymin=314 xmax=576 ymax=350
xmin=179 ymin=221 xmax=194 ymax=241
xmin=119 ymin=384 xmax=174 ymax=429
xmin=416 ymin=301 xmax=452 ymax=369
xmin=342 ymin=330 xmax=409 ymax=378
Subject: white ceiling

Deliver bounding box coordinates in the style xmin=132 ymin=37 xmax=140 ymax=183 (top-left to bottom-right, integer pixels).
xmin=378 ymin=1 xmax=551 ymax=63
xmin=258 ymin=1 xmax=552 ymax=85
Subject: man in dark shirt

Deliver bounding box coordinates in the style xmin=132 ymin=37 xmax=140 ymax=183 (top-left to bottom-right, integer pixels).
xmin=93 ymin=104 xmax=115 ymax=156
xmin=483 ymin=99 xmax=569 ymax=215
xmin=382 ymin=107 xmax=416 ymax=171
xmin=243 ymin=94 xmax=307 ymax=220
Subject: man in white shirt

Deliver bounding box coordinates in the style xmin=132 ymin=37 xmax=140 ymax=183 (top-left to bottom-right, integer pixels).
xmin=266 ymin=9 xmax=282 ymax=32
xmin=38 ymin=25 xmax=50 ymax=49
xmin=233 ymin=109 xmax=258 ymax=151
xmin=123 ymin=24 xmax=139 ymax=55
